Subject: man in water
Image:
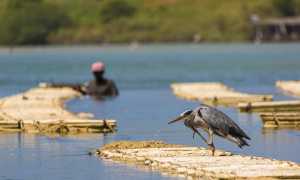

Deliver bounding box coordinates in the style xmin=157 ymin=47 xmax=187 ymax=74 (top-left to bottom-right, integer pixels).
xmin=45 ymin=61 xmax=118 ymax=99
xmin=84 ymin=62 xmax=118 ymax=98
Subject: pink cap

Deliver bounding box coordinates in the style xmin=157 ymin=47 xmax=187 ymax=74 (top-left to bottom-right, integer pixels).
xmin=91 ymin=62 xmax=105 ymax=72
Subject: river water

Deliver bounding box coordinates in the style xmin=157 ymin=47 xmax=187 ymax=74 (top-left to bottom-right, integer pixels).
xmin=0 ymin=43 xmax=300 ymax=180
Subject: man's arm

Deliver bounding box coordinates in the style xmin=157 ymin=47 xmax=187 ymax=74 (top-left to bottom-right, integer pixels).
xmin=109 ymin=80 xmax=119 ymax=96
xmin=44 ymin=82 xmax=87 ymax=95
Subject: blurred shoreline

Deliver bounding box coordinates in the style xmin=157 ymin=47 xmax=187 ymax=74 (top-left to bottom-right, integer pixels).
xmin=1 ymin=0 xmax=300 ymax=46
xmin=0 ymin=42 xmax=300 ymax=51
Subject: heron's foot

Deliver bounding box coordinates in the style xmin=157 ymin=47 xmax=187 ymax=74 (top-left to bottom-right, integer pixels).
xmin=208 ymin=144 xmax=215 ymax=156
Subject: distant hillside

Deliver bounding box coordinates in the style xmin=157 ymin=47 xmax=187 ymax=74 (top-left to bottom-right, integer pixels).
xmin=0 ymin=0 xmax=299 ymax=45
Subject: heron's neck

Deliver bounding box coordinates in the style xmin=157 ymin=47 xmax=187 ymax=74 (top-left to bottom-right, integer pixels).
xmin=184 ymin=120 xmax=189 ymax=127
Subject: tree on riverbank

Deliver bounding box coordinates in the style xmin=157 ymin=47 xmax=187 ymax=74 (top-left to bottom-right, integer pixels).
xmin=0 ymin=0 xmax=69 ymax=45
xmin=0 ymin=0 xmax=300 ymax=45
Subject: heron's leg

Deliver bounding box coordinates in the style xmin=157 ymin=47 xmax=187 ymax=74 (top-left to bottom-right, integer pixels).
xmin=207 ymin=129 xmax=215 ymax=156
xmin=192 ymin=131 xmax=197 ymax=140
xmin=190 ymin=126 xmax=208 ymax=144
xmin=192 ymin=131 xmax=195 ymax=139
xmin=192 ymin=131 xmax=196 ymax=145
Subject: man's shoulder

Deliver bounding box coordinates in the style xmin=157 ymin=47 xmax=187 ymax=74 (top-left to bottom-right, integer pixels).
xmin=106 ymin=79 xmax=116 ymax=84
xmin=105 ymin=79 xmax=118 ymax=92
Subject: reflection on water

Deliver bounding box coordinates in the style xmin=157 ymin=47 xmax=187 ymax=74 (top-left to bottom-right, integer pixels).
xmin=0 ymin=133 xmax=175 ymax=180
xmin=0 ymin=44 xmax=300 ymax=179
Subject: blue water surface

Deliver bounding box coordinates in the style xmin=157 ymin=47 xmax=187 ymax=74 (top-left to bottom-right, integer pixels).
xmin=0 ymin=43 xmax=300 ymax=180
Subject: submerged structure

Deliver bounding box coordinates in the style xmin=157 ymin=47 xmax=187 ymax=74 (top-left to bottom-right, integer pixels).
xmin=98 ymin=141 xmax=300 ymax=179
xmin=0 ymin=85 xmax=116 ymax=134
xmin=239 ymin=101 xmax=300 ymax=128
xmin=238 ymin=80 xmax=300 ymax=128
xmin=260 ymin=112 xmax=300 ymax=128
xmin=171 ymin=82 xmax=272 ymax=106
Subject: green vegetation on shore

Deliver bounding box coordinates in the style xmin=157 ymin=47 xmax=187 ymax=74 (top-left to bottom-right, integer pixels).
xmin=0 ymin=0 xmax=300 ymax=45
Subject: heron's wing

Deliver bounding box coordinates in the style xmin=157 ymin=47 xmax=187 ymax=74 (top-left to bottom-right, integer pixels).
xmin=198 ymin=105 xmax=251 ymax=140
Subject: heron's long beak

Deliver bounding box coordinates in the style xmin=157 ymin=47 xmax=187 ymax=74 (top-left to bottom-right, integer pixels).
xmin=168 ymin=115 xmax=185 ymax=124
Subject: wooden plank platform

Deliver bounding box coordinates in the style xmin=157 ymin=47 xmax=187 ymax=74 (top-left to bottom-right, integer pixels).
xmin=239 ymin=100 xmax=300 ymax=128
xmin=276 ymin=80 xmax=300 ymax=97
xmin=260 ymin=112 xmax=300 ymax=128
xmin=171 ymin=82 xmax=272 ymax=106
xmin=0 ymin=86 xmax=116 ymax=134
xmin=239 ymin=100 xmax=300 ymax=112
xmin=98 ymin=141 xmax=300 ymax=179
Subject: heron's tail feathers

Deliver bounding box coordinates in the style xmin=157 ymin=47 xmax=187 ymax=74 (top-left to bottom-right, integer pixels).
xmin=237 ymin=138 xmax=250 ymax=148
xmin=227 ymin=135 xmax=249 ymax=148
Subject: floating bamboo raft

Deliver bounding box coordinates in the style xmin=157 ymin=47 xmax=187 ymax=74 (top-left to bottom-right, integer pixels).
xmin=239 ymin=101 xmax=300 ymax=128
xmin=0 ymin=86 xmax=116 ymax=133
xmin=239 ymin=100 xmax=300 ymax=112
xmin=171 ymin=82 xmax=272 ymax=106
xmin=260 ymin=112 xmax=300 ymax=128
xmin=98 ymin=141 xmax=300 ymax=179
xmin=276 ymin=80 xmax=300 ymax=97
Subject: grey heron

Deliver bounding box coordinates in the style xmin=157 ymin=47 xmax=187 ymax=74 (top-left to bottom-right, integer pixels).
xmin=168 ymin=104 xmax=250 ymax=155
